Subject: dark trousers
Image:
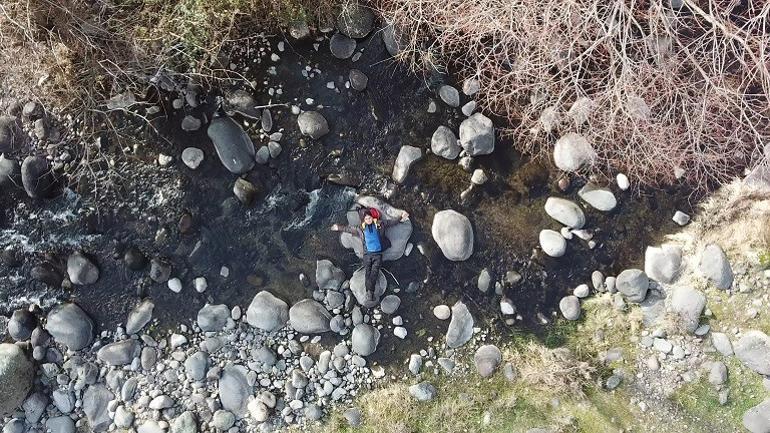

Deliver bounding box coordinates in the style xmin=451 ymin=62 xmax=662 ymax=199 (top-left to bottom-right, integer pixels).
xmin=363 ymin=253 xmax=383 ymax=293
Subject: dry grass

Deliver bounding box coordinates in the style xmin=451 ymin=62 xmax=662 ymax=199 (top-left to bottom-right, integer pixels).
xmin=515 ymin=342 xmax=595 ymax=398
xmin=377 ymin=0 xmax=770 ymax=192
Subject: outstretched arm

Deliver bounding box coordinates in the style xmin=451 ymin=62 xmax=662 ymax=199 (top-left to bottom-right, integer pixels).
xmin=381 ymin=211 xmax=410 ymax=228
xmin=330 ymin=224 xmax=358 ymax=235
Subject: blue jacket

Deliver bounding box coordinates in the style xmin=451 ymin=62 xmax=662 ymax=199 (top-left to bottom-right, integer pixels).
xmin=340 ymin=218 xmax=398 ymax=254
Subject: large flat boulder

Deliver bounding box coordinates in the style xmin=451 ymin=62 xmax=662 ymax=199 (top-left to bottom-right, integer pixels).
xmin=46 ymin=303 xmax=94 ymax=351
xmin=340 ymin=196 xmax=412 ymax=261
xmin=431 ymin=210 xmax=474 ymax=261
xmin=246 ymin=291 xmax=289 ymax=332
xmin=206 ymin=116 xmax=256 ymax=174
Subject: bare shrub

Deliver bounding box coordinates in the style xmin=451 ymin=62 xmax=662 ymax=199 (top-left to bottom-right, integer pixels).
xmin=378 ymin=0 xmax=770 ymax=191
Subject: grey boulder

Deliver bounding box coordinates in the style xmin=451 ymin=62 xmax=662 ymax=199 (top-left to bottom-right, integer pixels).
xmin=409 ymin=382 xmax=437 ymax=401
xmin=125 ymin=299 xmax=154 ymax=335
xmin=474 ymin=344 xmax=502 ymax=377
xmin=197 ymin=304 xmax=230 ymax=332
xmin=644 ymin=245 xmax=682 ymax=284
xmin=459 ymin=113 xmax=495 ymax=156
xmin=392 ymin=145 xmax=422 ymax=184
xmin=446 ymin=301 xmax=474 ymax=348
xmin=744 ymin=399 xmax=770 ymax=433
xmin=735 ymin=331 xmax=770 ymax=375
xmin=539 ymin=230 xmax=567 ymax=258
xmin=431 ymin=126 xmax=460 ymax=160
xmin=553 ymin=132 xmax=596 ymax=172
xmin=246 ymin=291 xmax=289 ymax=332
xmin=559 ymin=296 xmax=581 ymax=321
xmin=289 ymin=299 xmax=332 ymax=334
xmin=66 ymin=252 xmax=99 ymax=285
xmin=336 ymin=2 xmax=375 ymax=38
xmin=0 ymin=344 xmax=33 ymax=416
xmin=46 ymin=416 xmax=75 ymax=433
xmin=0 ymin=116 xmax=22 ymax=153
xmin=206 ymin=115 xmax=256 ymax=174
xmin=431 ymin=209 xmax=474 ymax=261
xmin=46 ymin=303 xmax=94 ymax=351
xmin=83 ymin=384 xmax=114 ymax=432
xmin=21 ymin=155 xmax=54 ymax=199
xmin=698 ymin=244 xmax=733 ymax=289
xmin=351 ymin=324 xmax=380 ymax=356
xmin=219 ymin=365 xmax=250 ymax=417
xmin=616 ymin=269 xmax=649 ymax=303
xmin=350 ymin=268 xmax=387 ymax=307
xmin=316 ymin=259 xmax=346 ymax=291
xmin=544 ymin=197 xmax=585 ymax=229
xmin=330 ymin=33 xmax=356 ymax=59
xmin=577 ymin=183 xmax=617 ymax=212
xmin=669 ymin=287 xmax=705 ymax=333
xmin=97 ymin=340 xmax=141 ymax=366
xmin=297 ymin=111 xmax=330 ymax=139
xmin=171 ymin=411 xmax=198 ymax=433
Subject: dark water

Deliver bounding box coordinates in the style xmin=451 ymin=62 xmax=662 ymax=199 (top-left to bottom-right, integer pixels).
xmin=0 ymin=29 xmax=696 ymax=364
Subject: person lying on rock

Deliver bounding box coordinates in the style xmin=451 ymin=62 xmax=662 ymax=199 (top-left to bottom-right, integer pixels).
xmin=330 ymin=208 xmax=410 ymax=302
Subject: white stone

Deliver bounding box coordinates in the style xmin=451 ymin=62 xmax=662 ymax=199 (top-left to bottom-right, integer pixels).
xmin=167 ymin=278 xmax=182 ymax=293
xmin=616 ymin=173 xmax=630 ymax=190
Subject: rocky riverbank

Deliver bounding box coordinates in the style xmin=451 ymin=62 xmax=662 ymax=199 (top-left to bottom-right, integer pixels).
xmin=3 ymin=4 xmax=762 ymax=433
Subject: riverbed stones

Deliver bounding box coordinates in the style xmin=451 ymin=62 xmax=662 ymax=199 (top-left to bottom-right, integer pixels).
xmin=409 ymin=382 xmax=437 ymax=401
xmin=289 ymin=299 xmax=332 ymax=334
xmin=21 ymin=155 xmax=54 ymax=198
xmin=539 ymin=230 xmax=567 ymax=257
xmin=616 ymin=269 xmax=649 ymax=303
xmin=698 ymin=244 xmax=733 ymax=289
xmin=197 ymin=304 xmax=230 ymax=332
xmin=297 ymin=111 xmax=330 ymax=139
xmin=544 ymin=197 xmax=585 ymax=229
xmin=743 ymin=399 xmax=770 ymax=433
xmin=126 ymin=299 xmax=154 ymax=335
xmin=219 ymin=365 xmax=250 ymax=417
xmin=578 ymin=184 xmax=617 ymax=211
xmin=349 ymin=69 xmax=368 ymax=91
xmin=438 ymin=85 xmax=460 ymax=107
xmin=97 ymin=340 xmax=140 ymax=366
xmin=559 ymin=296 xmax=581 ymax=321
xmin=246 ymin=291 xmax=289 ymax=331
xmin=83 ymin=384 xmax=113 ymax=431
xmin=0 ymin=344 xmax=33 ymax=416
xmin=351 ymin=324 xmax=380 ymax=356
xmin=669 ymin=287 xmax=705 ymax=333
xmin=431 ymin=126 xmax=460 ymax=160
xmin=735 ymin=331 xmax=770 ymax=375
xmin=350 ymin=268 xmax=387 ymax=307
xmin=316 ymin=259 xmax=346 ymax=291
xmin=553 ymin=132 xmax=596 ymax=172
xmin=330 ymin=33 xmax=356 ymax=59
xmin=474 ymin=344 xmax=502 ymax=377
xmin=392 ymin=145 xmax=422 ymax=183
xmin=336 ymin=2 xmax=374 ymax=38
xmin=46 ymin=303 xmax=94 ymax=351
xmin=644 ymin=245 xmax=682 ymax=284
xmin=446 ymin=301 xmax=474 ymax=348
xmin=206 ymin=116 xmax=255 ymax=175
xmin=459 ymin=113 xmax=495 ymax=156
xmin=431 ymin=210 xmax=474 ymax=261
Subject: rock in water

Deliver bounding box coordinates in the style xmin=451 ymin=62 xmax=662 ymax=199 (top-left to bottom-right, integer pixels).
xmin=330 ymin=33 xmax=356 ymax=59
xmin=438 ymin=85 xmax=460 ymax=107
xmin=544 ymin=197 xmax=585 ymax=229
xmin=577 ymin=183 xmax=617 ymax=211
xmin=669 ymin=287 xmax=705 ymax=333
xmin=698 ymin=244 xmax=733 ymax=289
xmin=97 ymin=340 xmax=141 ymax=366
xmin=616 ymin=269 xmax=649 ymax=303
xmin=553 ymin=132 xmax=596 ymax=172
xmin=197 ymin=304 xmax=230 ymax=332
xmin=474 ymin=345 xmax=502 ymax=377
xmin=219 ymin=365 xmax=250 ymax=417
xmin=246 ymin=291 xmax=289 ymax=331
xmin=125 ymin=299 xmax=154 ymax=335
xmin=297 ymin=111 xmax=330 ymax=139
xmin=743 ymin=399 xmax=770 ymax=433
xmin=337 ymin=2 xmax=375 ymax=38
xmin=431 ymin=210 xmax=474 ymax=261
xmin=351 ymin=324 xmax=380 ymax=356
xmin=46 ymin=303 xmax=94 ymax=351
xmin=559 ymin=296 xmax=581 ymax=320
xmin=21 ymin=155 xmax=54 ymax=198
xmin=381 ymin=23 xmax=403 ymax=56
xmin=644 ymin=245 xmax=682 ymax=284
xmin=8 ymin=309 xmax=36 ymax=341
xmin=431 ymin=126 xmax=460 ymax=160
xmin=539 ymin=230 xmax=567 ymax=257
xmin=349 ymin=69 xmax=368 ymax=91
xmin=206 ymin=115 xmax=255 ymax=174
xmin=735 ymin=331 xmax=770 ymax=375
xmin=315 ymin=260 xmax=346 ymax=291
xmin=66 ymin=252 xmax=99 ymax=285
xmin=0 ymin=344 xmax=33 ymax=416
xmin=350 ymin=268 xmax=387 ymax=307
xmin=459 ymin=113 xmax=495 ymax=156
xmin=446 ymin=301 xmax=474 ymax=348
xmin=83 ymin=384 xmax=114 ymax=431
xmin=289 ymin=299 xmax=331 ymax=334
xmin=392 ymin=145 xmax=422 ymax=184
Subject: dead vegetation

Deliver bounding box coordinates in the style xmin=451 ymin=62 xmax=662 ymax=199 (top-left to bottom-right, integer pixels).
xmin=377 ymin=0 xmax=770 ymax=191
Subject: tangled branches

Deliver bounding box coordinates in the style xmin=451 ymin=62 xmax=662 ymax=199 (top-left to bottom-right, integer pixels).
xmin=379 ymin=0 xmax=770 ymax=191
